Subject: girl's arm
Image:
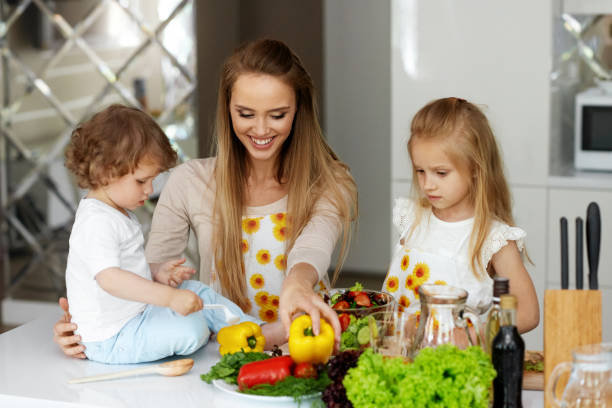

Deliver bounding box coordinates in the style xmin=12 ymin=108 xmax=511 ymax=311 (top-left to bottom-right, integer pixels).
xmin=490 ymin=241 xmax=540 ymax=333
xmin=95 ymin=268 xmax=203 ymax=316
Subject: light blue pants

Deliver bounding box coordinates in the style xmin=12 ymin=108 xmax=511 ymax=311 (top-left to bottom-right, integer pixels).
xmin=83 ymin=280 xmax=259 ymax=364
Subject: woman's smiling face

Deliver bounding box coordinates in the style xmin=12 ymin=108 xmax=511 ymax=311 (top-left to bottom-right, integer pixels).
xmin=230 ymin=73 xmax=296 ymax=166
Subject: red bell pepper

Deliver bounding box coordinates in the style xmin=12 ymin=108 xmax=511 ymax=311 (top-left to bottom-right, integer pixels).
xmin=237 ymin=355 xmax=294 ymax=390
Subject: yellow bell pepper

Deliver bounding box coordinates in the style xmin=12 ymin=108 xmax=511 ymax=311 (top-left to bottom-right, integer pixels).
xmin=288 ymin=314 xmax=334 ymax=364
xmin=217 ymin=321 xmax=265 ymax=355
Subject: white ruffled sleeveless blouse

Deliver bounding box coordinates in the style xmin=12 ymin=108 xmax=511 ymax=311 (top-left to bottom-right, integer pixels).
xmin=383 ymin=198 xmax=526 ymax=318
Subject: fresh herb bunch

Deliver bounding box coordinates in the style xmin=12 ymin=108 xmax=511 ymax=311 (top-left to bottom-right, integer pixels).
xmin=343 ymin=346 xmax=496 ymax=408
xmin=200 ymin=351 xmax=270 ymax=384
xmin=241 ymin=372 xmax=331 ymax=401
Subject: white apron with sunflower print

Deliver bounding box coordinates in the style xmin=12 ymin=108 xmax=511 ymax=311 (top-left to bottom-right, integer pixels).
xmin=211 ymin=210 xmax=330 ymax=324
xmin=382 ymin=198 xmax=526 ymax=320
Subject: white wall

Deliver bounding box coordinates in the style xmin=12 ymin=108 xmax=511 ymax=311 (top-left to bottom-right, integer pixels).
xmin=391 ymin=0 xmax=553 ymax=350
xmin=324 ymin=0 xmax=391 ymax=275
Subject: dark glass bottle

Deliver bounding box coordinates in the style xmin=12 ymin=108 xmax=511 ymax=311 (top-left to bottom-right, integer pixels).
xmin=492 ymin=294 xmax=524 ymax=408
xmin=485 ymin=277 xmax=510 ymax=354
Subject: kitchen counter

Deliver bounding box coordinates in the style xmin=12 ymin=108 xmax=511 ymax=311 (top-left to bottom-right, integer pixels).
xmin=0 ymin=312 xmax=544 ymax=407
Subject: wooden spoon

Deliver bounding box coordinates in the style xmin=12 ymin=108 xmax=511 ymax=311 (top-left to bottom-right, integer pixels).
xmin=68 ymin=358 xmax=194 ymax=384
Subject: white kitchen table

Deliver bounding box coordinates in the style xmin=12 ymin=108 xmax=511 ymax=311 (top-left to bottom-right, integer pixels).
xmin=0 ymin=312 xmax=544 ymax=407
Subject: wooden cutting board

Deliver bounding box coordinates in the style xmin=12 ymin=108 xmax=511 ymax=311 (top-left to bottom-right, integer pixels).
xmin=523 ymin=371 xmax=544 ymax=390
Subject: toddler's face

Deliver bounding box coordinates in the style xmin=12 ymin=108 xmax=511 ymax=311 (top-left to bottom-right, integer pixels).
xmin=103 ymin=161 xmax=160 ymax=212
xmin=410 ymin=139 xmax=472 ymax=222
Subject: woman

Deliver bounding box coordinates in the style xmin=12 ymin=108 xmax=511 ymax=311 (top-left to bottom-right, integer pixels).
xmin=53 ymin=38 xmax=358 ymax=357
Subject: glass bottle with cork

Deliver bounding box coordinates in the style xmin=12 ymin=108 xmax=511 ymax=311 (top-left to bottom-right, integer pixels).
xmin=485 ymin=276 xmax=510 ymax=354
xmin=492 ymin=294 xmax=524 ymax=408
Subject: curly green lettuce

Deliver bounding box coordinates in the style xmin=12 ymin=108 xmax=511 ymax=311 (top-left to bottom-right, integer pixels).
xmin=343 ymin=345 xmax=496 ymax=408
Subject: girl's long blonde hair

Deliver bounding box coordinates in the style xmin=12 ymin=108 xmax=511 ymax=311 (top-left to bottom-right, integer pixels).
xmin=408 ymin=97 xmax=515 ymax=278
xmin=212 ymin=39 xmax=358 ymax=311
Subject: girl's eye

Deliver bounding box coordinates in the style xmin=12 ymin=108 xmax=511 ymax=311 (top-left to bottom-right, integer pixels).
xmin=437 ymin=171 xmax=448 ymax=176
xmin=415 ymin=169 xmax=424 ymax=174
xmin=239 ymin=113 xmax=254 ymax=118
xmin=271 ymin=113 xmax=286 ymax=120
xmin=137 ymin=180 xmax=145 ymax=184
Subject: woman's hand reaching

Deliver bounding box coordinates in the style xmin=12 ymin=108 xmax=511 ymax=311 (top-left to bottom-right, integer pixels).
xmin=279 ymin=263 xmax=341 ymax=347
xmin=53 ymin=297 xmax=86 ymax=359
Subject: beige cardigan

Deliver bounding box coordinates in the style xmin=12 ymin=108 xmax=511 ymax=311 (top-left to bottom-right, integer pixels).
xmin=145 ymin=158 xmax=342 ymax=285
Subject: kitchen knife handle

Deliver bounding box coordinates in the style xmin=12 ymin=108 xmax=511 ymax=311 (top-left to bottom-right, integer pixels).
xmin=586 ymin=202 xmax=600 ymax=290
xmin=560 ymin=217 xmax=569 ymax=290
xmin=575 ymin=217 xmax=583 ymax=289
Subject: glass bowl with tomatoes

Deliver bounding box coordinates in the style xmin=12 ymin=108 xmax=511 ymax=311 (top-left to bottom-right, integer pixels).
xmin=324 ymin=283 xmax=396 ymax=346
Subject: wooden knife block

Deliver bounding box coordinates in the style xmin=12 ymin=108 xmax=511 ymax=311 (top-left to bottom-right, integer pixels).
xmin=544 ymin=289 xmax=602 ymax=407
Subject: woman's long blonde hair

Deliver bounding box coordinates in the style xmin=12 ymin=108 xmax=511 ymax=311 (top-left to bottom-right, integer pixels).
xmin=408 ymin=97 xmax=515 ymax=278
xmin=212 ymin=39 xmax=358 ymax=311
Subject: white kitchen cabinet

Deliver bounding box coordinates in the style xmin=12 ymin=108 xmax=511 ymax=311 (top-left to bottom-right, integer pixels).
xmin=391 ymin=0 xmax=552 ymax=188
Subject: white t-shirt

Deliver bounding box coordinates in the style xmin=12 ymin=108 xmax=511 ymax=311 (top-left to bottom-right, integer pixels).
xmin=384 ymin=198 xmax=526 ymax=315
xmin=66 ymin=198 xmax=150 ymax=342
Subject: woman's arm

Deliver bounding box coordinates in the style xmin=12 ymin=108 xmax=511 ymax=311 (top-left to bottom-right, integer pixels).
xmin=490 ymin=241 xmax=540 ymax=333
xmin=145 ymin=164 xmax=194 ymax=266
xmin=96 ymin=268 xmax=203 ymax=316
xmin=280 ymin=190 xmax=353 ymax=344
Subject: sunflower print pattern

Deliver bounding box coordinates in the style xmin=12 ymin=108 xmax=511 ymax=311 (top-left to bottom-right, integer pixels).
xmin=250 ymin=274 xmax=264 ymax=289
xmin=382 ymin=243 xmax=447 ymax=315
xmin=242 ymin=212 xmax=329 ymax=322
xmin=242 ymin=217 xmax=262 ymax=234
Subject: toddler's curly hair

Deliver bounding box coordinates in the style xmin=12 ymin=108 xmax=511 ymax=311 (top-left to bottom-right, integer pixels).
xmin=65 ymin=104 xmax=177 ymax=189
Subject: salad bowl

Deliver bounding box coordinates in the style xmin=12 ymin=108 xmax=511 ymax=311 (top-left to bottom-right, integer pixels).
xmin=326 ymin=286 xmax=396 ymax=319
xmin=324 ymin=285 xmax=397 ymax=351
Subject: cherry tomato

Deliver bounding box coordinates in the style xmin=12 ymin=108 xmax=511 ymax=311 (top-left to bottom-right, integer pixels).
xmin=332 ymin=300 xmax=350 ymax=310
xmin=354 ymin=293 xmax=372 ymax=307
xmin=338 ymin=313 xmax=351 ymax=332
xmin=293 ymin=362 xmax=317 ymax=379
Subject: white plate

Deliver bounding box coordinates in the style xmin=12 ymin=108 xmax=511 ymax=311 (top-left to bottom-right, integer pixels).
xmin=211 ymin=379 xmax=321 ymax=403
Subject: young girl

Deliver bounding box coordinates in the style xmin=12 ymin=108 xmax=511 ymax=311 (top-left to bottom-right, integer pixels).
xmin=64 ymin=104 xmax=278 ymax=364
xmin=383 ymin=97 xmax=539 ymax=333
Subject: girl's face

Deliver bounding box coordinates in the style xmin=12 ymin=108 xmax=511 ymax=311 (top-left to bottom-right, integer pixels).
xmin=101 ymin=160 xmax=159 ymax=214
xmin=410 ymin=138 xmax=473 ymax=221
xmin=229 ymin=73 xmax=296 ymax=166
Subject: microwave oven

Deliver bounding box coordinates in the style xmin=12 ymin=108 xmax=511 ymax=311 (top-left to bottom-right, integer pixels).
xmin=575 ymin=87 xmax=612 ymax=171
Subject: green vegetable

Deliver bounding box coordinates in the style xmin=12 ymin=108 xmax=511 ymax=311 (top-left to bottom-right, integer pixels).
xmin=524 ymin=360 xmax=543 ymax=372
xmin=343 ymin=346 xmax=497 ymax=408
xmin=241 ymin=372 xmax=331 ymax=402
xmin=340 ymin=315 xmax=371 ymax=351
xmin=356 ymin=327 xmax=370 ymax=345
xmin=200 ymin=351 xmax=270 ymax=384
xmin=349 ymin=282 xmax=364 ymax=292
